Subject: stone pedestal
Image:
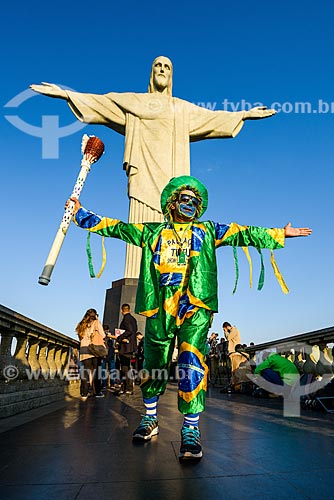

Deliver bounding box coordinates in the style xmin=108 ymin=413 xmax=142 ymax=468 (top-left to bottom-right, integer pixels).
xmin=103 ymin=278 xmax=146 ymax=334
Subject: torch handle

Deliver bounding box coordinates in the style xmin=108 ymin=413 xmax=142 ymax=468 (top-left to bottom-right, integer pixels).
xmin=38 ymin=159 xmax=91 ymax=285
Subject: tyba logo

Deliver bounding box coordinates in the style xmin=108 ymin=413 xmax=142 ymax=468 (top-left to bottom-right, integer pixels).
xmin=4 ymin=87 xmax=86 ymax=159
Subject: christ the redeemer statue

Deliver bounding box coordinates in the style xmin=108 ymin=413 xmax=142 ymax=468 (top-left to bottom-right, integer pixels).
xmin=31 ymin=56 xmax=276 ymax=278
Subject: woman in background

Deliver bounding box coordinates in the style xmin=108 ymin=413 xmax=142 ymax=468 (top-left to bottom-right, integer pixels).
xmin=75 ymin=308 xmax=105 ymax=400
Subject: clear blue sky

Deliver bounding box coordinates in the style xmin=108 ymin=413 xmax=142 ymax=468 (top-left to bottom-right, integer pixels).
xmin=1 ymin=0 xmax=333 ymax=345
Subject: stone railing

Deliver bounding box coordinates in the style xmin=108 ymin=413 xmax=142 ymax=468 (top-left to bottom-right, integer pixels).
xmin=248 ymin=326 xmax=334 ymax=353
xmin=0 ymin=304 xmax=80 ymax=418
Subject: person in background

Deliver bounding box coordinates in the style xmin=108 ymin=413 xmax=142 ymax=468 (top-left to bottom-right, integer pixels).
xmin=254 ymin=350 xmax=299 ymax=396
xmin=135 ymin=332 xmax=145 ymax=382
xmin=75 ymin=308 xmax=105 ymax=400
xmin=68 ymin=348 xmax=80 ymax=381
xmin=223 ymin=322 xmax=243 ymax=385
xmin=103 ymin=324 xmax=117 ymax=390
xmin=247 ymin=342 xmax=257 ymax=372
xmin=118 ymin=304 xmax=138 ymax=395
xmin=230 ymin=344 xmax=252 ymax=392
xmin=216 ymin=338 xmax=228 ymax=358
xmin=216 ymin=337 xmax=230 ymax=381
xmin=207 ymin=333 xmax=219 ymax=384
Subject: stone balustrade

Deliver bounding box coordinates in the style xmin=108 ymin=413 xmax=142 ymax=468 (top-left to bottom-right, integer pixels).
xmin=0 ymin=304 xmax=80 ymax=418
xmin=247 ymin=326 xmax=334 ymax=353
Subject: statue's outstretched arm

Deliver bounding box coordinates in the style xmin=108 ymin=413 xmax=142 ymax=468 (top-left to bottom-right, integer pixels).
xmin=243 ymin=106 xmax=276 ymax=120
xmin=30 ymin=82 xmax=68 ymax=100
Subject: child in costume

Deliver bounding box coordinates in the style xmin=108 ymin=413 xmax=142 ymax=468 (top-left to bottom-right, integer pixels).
xmin=68 ymin=175 xmax=311 ymax=460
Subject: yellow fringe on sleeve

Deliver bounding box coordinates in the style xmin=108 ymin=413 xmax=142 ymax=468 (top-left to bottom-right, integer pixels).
xmin=270 ymin=250 xmax=289 ymax=294
xmin=95 ymin=236 xmax=107 ymax=278
xmin=242 ymin=247 xmax=253 ymax=288
xmin=86 ymin=233 xmax=107 ymax=279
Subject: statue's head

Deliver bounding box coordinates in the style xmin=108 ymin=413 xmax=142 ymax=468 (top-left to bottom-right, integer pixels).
xmin=161 ymin=175 xmax=208 ymax=222
xmin=148 ymin=55 xmax=173 ymax=95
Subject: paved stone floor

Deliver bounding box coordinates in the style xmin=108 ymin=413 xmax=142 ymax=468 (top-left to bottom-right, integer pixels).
xmin=0 ymin=383 xmax=334 ymax=500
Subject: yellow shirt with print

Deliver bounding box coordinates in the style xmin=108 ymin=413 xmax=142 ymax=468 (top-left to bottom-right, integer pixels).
xmin=158 ymin=223 xmax=192 ymax=291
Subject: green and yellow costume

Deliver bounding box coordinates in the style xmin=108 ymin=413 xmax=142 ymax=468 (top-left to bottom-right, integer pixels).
xmin=75 ymin=176 xmax=285 ymax=414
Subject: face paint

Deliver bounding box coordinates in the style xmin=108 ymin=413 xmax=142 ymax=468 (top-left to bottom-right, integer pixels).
xmin=172 ymin=190 xmax=201 ymax=222
xmin=177 ymin=202 xmax=197 ymax=219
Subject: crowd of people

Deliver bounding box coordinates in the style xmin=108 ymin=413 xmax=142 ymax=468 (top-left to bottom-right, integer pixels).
xmin=75 ymin=304 xmax=145 ymax=399
xmin=205 ymin=325 xmax=334 ymax=400
xmin=75 ymin=305 xmax=334 ymax=401
xmin=74 ymin=309 xmax=257 ymax=402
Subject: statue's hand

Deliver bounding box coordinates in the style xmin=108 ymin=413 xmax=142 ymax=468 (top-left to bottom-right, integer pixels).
xmin=30 ymin=82 xmax=67 ymax=99
xmin=243 ymin=106 xmax=276 ymax=120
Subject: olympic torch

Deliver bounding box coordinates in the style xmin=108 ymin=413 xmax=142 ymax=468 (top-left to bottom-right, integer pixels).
xmin=38 ymin=135 xmax=105 ymax=286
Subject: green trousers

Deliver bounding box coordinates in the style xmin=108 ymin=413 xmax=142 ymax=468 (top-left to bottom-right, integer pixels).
xmin=141 ymin=289 xmax=211 ymax=414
